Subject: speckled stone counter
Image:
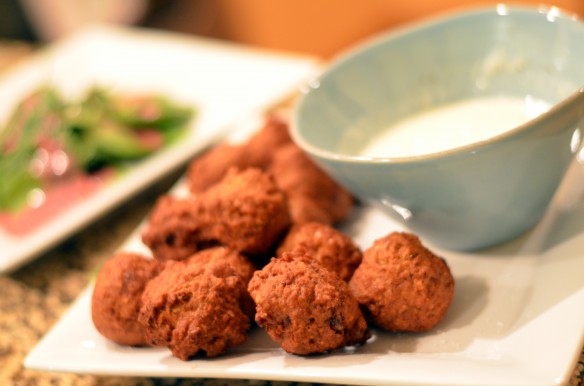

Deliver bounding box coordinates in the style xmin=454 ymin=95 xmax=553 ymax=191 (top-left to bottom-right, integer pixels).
xmin=0 ymin=43 xmax=583 ymax=386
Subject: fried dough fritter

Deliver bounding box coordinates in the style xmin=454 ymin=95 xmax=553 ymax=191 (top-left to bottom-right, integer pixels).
xmin=138 ymin=247 xmax=256 ymax=360
xmin=140 ymin=194 xmax=202 ymax=262
xmin=349 ymin=232 xmax=454 ymax=332
xmin=187 ymin=114 xmax=292 ymax=193
xmin=91 ymin=252 xmax=163 ymax=346
xmin=142 ymin=168 xmax=291 ymax=263
xmin=243 ymin=113 xmax=292 ymax=167
xmin=276 ymin=222 xmax=362 ymax=281
xmin=186 ymin=143 xmax=247 ymax=194
xmin=248 ymin=250 xmax=370 ymax=355
xmin=270 ymin=143 xmax=354 ymax=225
xmin=197 ymin=167 xmax=291 ymax=259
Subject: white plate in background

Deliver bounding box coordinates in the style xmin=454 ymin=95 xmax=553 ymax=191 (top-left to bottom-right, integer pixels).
xmin=0 ymin=24 xmax=319 ymax=273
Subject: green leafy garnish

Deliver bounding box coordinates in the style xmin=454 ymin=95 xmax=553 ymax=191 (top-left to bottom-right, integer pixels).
xmin=0 ymin=86 xmax=195 ymax=214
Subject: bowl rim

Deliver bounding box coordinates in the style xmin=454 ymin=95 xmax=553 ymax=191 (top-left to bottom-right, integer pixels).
xmin=291 ymin=4 xmax=584 ymax=164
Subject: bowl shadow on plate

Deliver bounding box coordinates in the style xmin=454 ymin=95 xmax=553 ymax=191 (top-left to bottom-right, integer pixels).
xmin=328 ymin=156 xmax=584 ymax=358
xmin=338 ymin=274 xmax=491 ymax=356
xmin=355 ymin=213 xmax=584 ymax=359
xmin=420 ymin=155 xmax=584 ymax=352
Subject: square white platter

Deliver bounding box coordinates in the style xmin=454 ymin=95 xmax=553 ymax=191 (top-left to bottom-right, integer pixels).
xmin=25 ymin=150 xmax=584 ymax=386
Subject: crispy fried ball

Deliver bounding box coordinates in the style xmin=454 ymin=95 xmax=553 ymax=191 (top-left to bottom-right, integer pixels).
xmin=187 ymin=144 xmax=247 ymax=194
xmin=189 ymin=246 xmax=257 ymax=319
xmin=187 ymin=114 xmax=292 ymax=193
xmin=142 ymin=168 xmax=291 ymax=263
xmin=276 ymin=222 xmax=362 ymax=281
xmin=91 ymin=252 xmax=163 ymax=346
xmin=248 ymin=250 xmax=370 ymax=355
xmin=185 ymin=115 xmax=353 ymax=226
xmin=243 ymin=113 xmax=292 ymax=167
xmin=139 ymin=247 xmax=256 ymax=360
xmin=190 ymin=246 xmax=256 ymax=285
xmin=349 ymin=232 xmax=454 ymax=332
xmin=196 ymin=168 xmax=291 ymax=259
xmin=140 ymin=194 xmax=202 ymax=262
xmin=270 ymin=143 xmax=354 ymax=225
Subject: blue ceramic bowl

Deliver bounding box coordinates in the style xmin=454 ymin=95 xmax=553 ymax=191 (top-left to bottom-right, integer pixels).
xmin=291 ymin=5 xmax=584 ymax=251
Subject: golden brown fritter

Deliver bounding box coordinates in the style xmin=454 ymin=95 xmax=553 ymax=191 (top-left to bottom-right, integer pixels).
xmin=187 ymin=144 xmax=248 ymax=194
xmin=91 ymin=252 xmax=163 ymax=346
xmin=140 ymin=194 xmax=203 ymax=262
xmin=196 ymin=167 xmax=291 ymax=259
xmin=270 ymin=143 xmax=354 ymax=225
xmin=186 ymin=114 xmax=353 ymax=226
xmin=142 ymin=168 xmax=291 ymax=263
xmin=188 ymin=246 xmax=257 ymax=318
xmin=138 ymin=247 xmax=256 ymax=360
xmin=187 ymin=114 xmax=292 ymax=193
xmin=189 ymin=246 xmax=256 ymax=284
xmin=349 ymin=232 xmax=454 ymax=332
xmin=243 ymin=113 xmax=293 ymax=167
xmin=248 ymin=250 xmax=370 ymax=355
xmin=276 ymin=222 xmax=362 ymax=281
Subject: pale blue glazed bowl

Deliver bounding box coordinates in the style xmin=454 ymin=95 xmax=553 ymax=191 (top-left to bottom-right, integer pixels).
xmin=291 ymin=5 xmax=584 ymax=251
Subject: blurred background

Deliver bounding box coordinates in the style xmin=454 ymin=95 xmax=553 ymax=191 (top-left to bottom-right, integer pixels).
xmin=1 ymin=0 xmax=584 ymax=59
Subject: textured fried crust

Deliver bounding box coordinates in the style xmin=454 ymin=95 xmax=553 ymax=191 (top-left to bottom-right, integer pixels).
xmin=140 ymin=195 xmax=204 ymax=262
xmin=248 ymin=251 xmax=370 ymax=355
xmin=243 ymin=113 xmax=292 ymax=167
xmin=142 ymin=168 xmax=291 ymax=263
xmin=270 ymin=143 xmax=354 ymax=225
xmin=196 ymin=168 xmax=291 ymax=259
xmin=189 ymin=246 xmax=256 ymax=285
xmin=187 ymin=114 xmax=292 ymax=193
xmin=139 ymin=247 xmax=255 ymax=359
xmin=188 ymin=246 xmax=257 ymax=319
xmin=91 ymin=252 xmax=163 ymax=346
xmin=187 ymin=144 xmax=248 ymax=194
xmin=186 ymin=114 xmax=354 ymax=226
xmin=277 ymin=222 xmax=362 ymax=281
xmin=349 ymin=232 xmax=454 ymax=332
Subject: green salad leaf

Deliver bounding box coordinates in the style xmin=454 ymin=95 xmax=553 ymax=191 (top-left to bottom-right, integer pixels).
xmin=0 ymin=86 xmax=195 ymax=214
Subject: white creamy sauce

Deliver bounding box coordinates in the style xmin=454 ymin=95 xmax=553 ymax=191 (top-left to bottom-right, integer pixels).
xmin=359 ymin=96 xmax=550 ymax=158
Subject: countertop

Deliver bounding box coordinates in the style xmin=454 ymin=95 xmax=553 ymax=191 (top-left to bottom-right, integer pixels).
xmin=0 ymin=41 xmax=583 ymax=386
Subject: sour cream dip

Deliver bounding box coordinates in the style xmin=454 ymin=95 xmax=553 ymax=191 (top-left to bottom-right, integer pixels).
xmin=359 ymin=96 xmax=550 ymax=158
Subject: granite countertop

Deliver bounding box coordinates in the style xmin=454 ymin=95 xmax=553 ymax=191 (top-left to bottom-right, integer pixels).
xmin=0 ymin=42 xmax=583 ymax=386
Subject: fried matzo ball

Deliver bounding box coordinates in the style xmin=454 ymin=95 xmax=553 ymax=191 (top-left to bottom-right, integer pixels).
xmin=142 ymin=168 xmax=291 ymax=263
xmin=186 ymin=143 xmax=247 ymax=194
xmin=138 ymin=247 xmax=255 ymax=360
xmin=243 ymin=113 xmax=293 ymax=167
xmin=91 ymin=252 xmax=163 ymax=346
xmin=248 ymin=250 xmax=370 ymax=355
xmin=187 ymin=114 xmax=292 ymax=193
xmin=270 ymin=143 xmax=354 ymax=225
xmin=276 ymin=222 xmax=362 ymax=281
xmin=349 ymin=232 xmax=454 ymax=332
xmin=140 ymin=194 xmax=202 ymax=262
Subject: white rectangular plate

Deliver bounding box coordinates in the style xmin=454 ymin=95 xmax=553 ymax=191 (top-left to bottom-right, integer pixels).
xmin=0 ymin=24 xmax=319 ymax=273
xmin=25 ymin=153 xmax=584 ymax=386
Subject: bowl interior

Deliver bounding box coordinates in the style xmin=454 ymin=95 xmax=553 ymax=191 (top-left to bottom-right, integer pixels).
xmin=295 ymin=6 xmax=584 ymax=158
